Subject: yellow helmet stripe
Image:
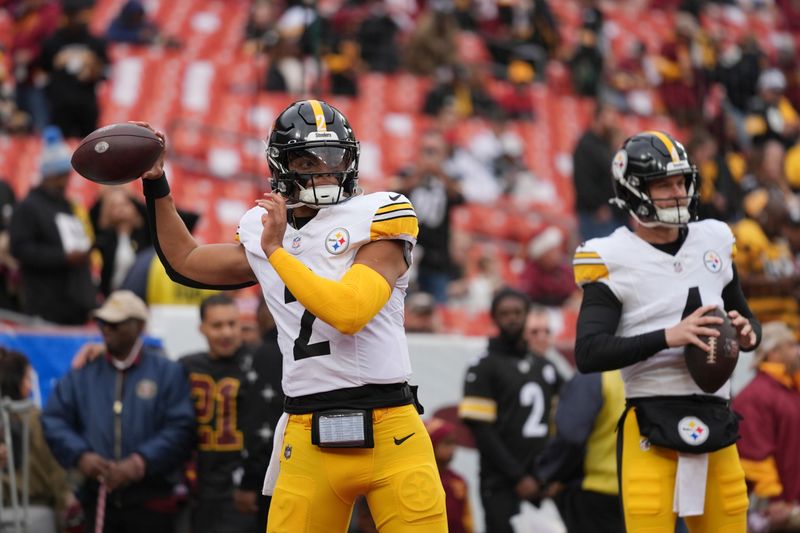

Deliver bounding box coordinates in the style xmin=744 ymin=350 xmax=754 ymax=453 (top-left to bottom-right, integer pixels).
xmin=647 ymin=130 xmax=679 ymax=163
xmin=308 ymin=99 xmax=327 ymax=132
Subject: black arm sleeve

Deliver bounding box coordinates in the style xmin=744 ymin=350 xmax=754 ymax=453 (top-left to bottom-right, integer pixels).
xmin=574 ymin=283 xmax=668 ymax=373
xmin=144 ymin=191 xmax=256 ymax=291
xmin=464 ymin=421 xmax=527 ymax=483
xmin=722 ymin=264 xmax=762 ymax=350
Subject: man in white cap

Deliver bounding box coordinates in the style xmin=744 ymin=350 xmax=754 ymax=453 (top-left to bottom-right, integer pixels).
xmin=42 ymin=290 xmax=196 ymax=533
xmin=733 ymin=322 xmax=800 ymax=532
xmin=9 ymin=125 xmax=96 ymax=324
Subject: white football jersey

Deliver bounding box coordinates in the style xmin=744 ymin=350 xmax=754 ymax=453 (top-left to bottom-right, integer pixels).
xmin=574 ymin=220 xmax=736 ymax=398
xmin=236 ymin=192 xmax=417 ymax=397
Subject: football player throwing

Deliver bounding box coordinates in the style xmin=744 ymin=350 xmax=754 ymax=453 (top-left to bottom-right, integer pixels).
xmin=135 ymin=100 xmax=447 ymax=533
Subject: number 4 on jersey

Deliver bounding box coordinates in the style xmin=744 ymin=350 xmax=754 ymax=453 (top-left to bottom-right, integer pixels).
xmin=284 ymin=286 xmax=331 ymax=360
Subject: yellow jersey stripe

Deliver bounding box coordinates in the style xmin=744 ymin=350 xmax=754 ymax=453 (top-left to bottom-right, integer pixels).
xmin=647 ymin=130 xmax=679 ymax=162
xmin=574 ymin=263 xmax=610 ymax=285
xmin=458 ymin=397 xmax=498 ymax=422
xmin=371 ymin=216 xmax=419 ymax=241
xmin=375 ymin=202 xmax=414 ymax=215
xmin=458 ymin=409 xmax=496 ymax=422
xmin=373 ymin=209 xmax=416 ymax=223
xmin=308 ymin=99 xmax=327 ymax=132
xmin=574 ymin=252 xmax=601 ymax=259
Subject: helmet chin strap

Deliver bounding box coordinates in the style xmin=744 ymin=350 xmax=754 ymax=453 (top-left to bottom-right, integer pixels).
xmin=654 ymin=205 xmax=691 ymax=225
xmin=624 ymin=182 xmax=693 ymax=228
xmin=631 ymin=205 xmax=691 ymax=228
xmin=297 ymin=184 xmax=345 ymax=207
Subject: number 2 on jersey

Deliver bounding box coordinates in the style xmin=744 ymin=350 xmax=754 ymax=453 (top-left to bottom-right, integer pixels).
xmin=285 ymin=286 xmax=331 ymax=360
xmin=519 ymin=382 xmax=548 ymax=438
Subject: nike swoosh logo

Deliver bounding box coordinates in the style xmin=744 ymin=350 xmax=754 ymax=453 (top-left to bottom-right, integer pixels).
xmin=393 ymin=432 xmax=415 ymax=445
xmin=389 ymin=194 xmax=401 ymax=201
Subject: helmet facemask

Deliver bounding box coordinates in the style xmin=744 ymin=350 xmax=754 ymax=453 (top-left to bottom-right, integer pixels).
xmin=611 ymin=146 xmax=698 ymax=228
xmin=267 ymin=142 xmax=360 ymax=209
xmin=637 ymin=177 xmax=696 ymax=227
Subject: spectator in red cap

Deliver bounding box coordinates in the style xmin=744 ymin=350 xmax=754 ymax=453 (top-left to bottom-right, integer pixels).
xmin=425 ymin=417 xmax=474 ymax=533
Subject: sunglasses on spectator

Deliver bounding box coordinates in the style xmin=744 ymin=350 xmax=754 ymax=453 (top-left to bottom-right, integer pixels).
xmin=527 ymin=328 xmax=551 ymax=335
xmin=96 ymin=319 xmax=133 ymax=330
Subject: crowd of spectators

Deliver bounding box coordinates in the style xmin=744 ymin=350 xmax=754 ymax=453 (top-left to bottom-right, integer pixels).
xmin=0 ymin=0 xmax=799 ymax=332
xmin=243 ymin=0 xmax=800 ymax=332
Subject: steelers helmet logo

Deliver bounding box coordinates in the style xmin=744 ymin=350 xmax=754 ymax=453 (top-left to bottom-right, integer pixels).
xmin=612 ymin=149 xmax=628 ymax=180
xmin=325 ymin=228 xmax=350 ymax=255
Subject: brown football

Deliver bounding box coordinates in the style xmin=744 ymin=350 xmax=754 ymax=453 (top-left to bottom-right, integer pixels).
xmin=684 ymin=308 xmax=740 ymax=393
xmin=71 ymin=123 xmax=163 ymax=185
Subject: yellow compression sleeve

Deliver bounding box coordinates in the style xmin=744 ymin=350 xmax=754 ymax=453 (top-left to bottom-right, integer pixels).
xmin=268 ymin=247 xmax=392 ymax=335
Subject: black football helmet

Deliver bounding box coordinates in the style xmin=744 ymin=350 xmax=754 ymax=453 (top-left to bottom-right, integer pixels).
xmin=266 ymin=100 xmax=360 ymax=208
xmin=610 ymin=131 xmax=698 ymax=227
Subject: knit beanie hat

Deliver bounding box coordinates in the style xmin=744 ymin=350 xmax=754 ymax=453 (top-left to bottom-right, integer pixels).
xmin=39 ymin=126 xmax=73 ymax=180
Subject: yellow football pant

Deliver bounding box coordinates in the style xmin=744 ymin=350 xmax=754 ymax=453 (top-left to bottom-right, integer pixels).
xmin=267 ymin=404 xmax=448 ymax=533
xmin=619 ymin=408 xmax=749 ymax=533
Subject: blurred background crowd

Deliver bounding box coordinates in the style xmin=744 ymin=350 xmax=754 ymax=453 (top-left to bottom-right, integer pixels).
xmin=1 ymin=0 xmax=800 ymax=531
xmin=0 ymin=0 xmax=799 ymax=348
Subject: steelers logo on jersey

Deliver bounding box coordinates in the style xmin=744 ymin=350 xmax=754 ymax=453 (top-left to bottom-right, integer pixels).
xmin=703 ymin=250 xmax=723 ymax=273
xmin=325 ymin=228 xmax=350 ymax=255
xmin=677 ymin=416 xmax=710 ymax=446
xmin=542 ymin=364 xmax=557 ymax=384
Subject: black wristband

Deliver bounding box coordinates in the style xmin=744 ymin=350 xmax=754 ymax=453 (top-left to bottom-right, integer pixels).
xmin=143 ymin=173 xmax=170 ymax=199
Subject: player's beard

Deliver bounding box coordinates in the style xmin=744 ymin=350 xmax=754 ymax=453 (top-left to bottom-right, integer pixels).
xmin=497 ymin=327 xmax=527 ymax=353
